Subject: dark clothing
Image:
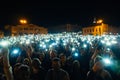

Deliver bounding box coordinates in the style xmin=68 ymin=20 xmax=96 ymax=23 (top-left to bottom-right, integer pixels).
xmin=46 ymin=69 xmax=70 ymax=80
xmin=86 ymin=70 xmax=112 ymax=80
xmin=70 ymin=68 xmax=83 ymax=80
xmin=31 ymin=67 xmax=46 ymax=80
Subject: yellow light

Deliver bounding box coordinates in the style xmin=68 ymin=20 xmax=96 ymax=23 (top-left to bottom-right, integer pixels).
xmin=20 ymin=19 xmax=27 ymax=24
xmin=97 ymin=19 xmax=103 ymax=24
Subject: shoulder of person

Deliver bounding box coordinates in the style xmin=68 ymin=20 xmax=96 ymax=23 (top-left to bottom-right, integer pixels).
xmin=60 ymin=69 xmax=69 ymax=74
xmin=101 ymin=69 xmax=111 ymax=77
xmin=47 ymin=69 xmax=54 ymax=73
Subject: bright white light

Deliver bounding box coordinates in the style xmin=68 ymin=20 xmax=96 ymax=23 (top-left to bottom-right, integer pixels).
xmin=103 ymin=58 xmax=111 ymax=64
xmin=0 ymin=41 xmax=9 ymax=47
xmin=26 ymin=40 xmax=30 ymax=44
xmin=20 ymin=41 xmax=24 ymax=44
xmin=106 ymin=42 xmax=111 ymax=46
xmin=111 ymin=41 xmax=117 ymax=44
xmin=83 ymin=44 xmax=87 ymax=48
xmin=72 ymin=47 xmax=75 ymax=51
xmin=45 ymin=39 xmax=50 ymax=42
xmin=74 ymin=53 xmax=78 ymax=57
xmin=52 ymin=43 xmax=57 ymax=46
xmin=107 ymin=48 xmax=110 ymax=51
xmin=49 ymin=45 xmax=52 ymax=48
xmin=63 ymin=43 xmax=66 ymax=46
xmin=45 ymin=49 xmax=48 ymax=51
xmin=13 ymin=49 xmax=19 ymax=54
xmin=101 ymin=40 xmax=105 ymax=44
xmin=56 ymin=38 xmax=59 ymax=41
xmin=40 ymin=44 xmax=42 ymax=47
xmin=77 ymin=42 xmax=80 ymax=45
xmin=43 ymin=45 xmax=46 ymax=48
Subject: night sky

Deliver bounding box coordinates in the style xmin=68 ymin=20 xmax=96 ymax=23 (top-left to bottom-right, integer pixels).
xmin=0 ymin=0 xmax=120 ymax=30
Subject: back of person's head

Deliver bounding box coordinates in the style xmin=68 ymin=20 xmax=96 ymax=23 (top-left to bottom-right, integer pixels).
xmin=15 ymin=64 xmax=30 ymax=80
xmin=52 ymin=57 xmax=61 ymax=70
xmin=32 ymin=58 xmax=41 ymax=69
xmin=72 ymin=60 xmax=80 ymax=70
xmin=38 ymin=53 xmax=45 ymax=61
xmin=94 ymin=56 xmax=102 ymax=64
xmin=14 ymin=63 xmax=22 ymax=74
xmin=93 ymin=60 xmax=104 ymax=72
xmin=50 ymin=50 xmax=57 ymax=59
xmin=59 ymin=53 xmax=66 ymax=63
xmin=23 ymin=58 xmax=30 ymax=66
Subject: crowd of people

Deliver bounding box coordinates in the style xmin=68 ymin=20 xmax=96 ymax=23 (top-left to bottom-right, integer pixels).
xmin=0 ymin=32 xmax=120 ymax=80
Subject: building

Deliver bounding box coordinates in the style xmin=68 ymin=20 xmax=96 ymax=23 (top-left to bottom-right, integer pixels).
xmin=9 ymin=24 xmax=47 ymax=36
xmin=82 ymin=19 xmax=119 ymax=36
xmin=0 ymin=30 xmax=4 ymax=38
xmin=49 ymin=24 xmax=81 ymax=33
xmin=82 ymin=23 xmax=108 ymax=36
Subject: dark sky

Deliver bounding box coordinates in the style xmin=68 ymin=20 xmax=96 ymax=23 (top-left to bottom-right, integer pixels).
xmin=0 ymin=0 xmax=120 ymax=29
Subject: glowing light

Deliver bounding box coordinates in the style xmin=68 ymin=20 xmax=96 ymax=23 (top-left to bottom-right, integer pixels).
xmin=106 ymin=42 xmax=111 ymax=46
xmin=49 ymin=45 xmax=52 ymax=48
xmin=97 ymin=19 xmax=103 ymax=24
xmin=83 ymin=44 xmax=87 ymax=48
xmin=43 ymin=45 xmax=46 ymax=48
xmin=107 ymin=48 xmax=110 ymax=51
xmin=74 ymin=53 xmax=78 ymax=57
xmin=26 ymin=40 xmax=30 ymax=44
xmin=13 ymin=49 xmax=19 ymax=54
xmin=101 ymin=40 xmax=105 ymax=44
xmin=0 ymin=41 xmax=9 ymax=47
xmin=111 ymin=41 xmax=117 ymax=44
xmin=63 ymin=43 xmax=66 ymax=46
xmin=72 ymin=47 xmax=75 ymax=51
xmin=103 ymin=58 xmax=111 ymax=65
xmin=20 ymin=19 xmax=27 ymax=24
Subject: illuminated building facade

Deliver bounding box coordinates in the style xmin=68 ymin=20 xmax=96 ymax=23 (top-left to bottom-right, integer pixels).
xmin=82 ymin=23 xmax=108 ymax=36
xmin=0 ymin=30 xmax=4 ymax=38
xmin=11 ymin=24 xmax=48 ymax=36
xmin=82 ymin=19 xmax=120 ymax=36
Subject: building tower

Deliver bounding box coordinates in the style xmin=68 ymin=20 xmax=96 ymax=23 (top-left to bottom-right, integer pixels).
xmin=93 ymin=18 xmax=97 ymax=24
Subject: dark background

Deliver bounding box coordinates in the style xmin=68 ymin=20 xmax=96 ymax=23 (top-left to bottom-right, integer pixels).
xmin=0 ymin=0 xmax=120 ymax=32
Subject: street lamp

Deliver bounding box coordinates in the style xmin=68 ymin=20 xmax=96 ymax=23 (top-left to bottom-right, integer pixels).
xmin=97 ymin=19 xmax=103 ymax=24
xmin=20 ymin=19 xmax=27 ymax=24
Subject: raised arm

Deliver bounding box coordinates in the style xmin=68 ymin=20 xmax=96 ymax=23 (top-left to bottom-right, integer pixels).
xmin=2 ymin=48 xmax=14 ymax=80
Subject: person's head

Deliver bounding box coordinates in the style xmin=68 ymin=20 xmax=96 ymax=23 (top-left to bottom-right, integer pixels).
xmin=50 ymin=50 xmax=57 ymax=59
xmin=14 ymin=63 xmax=22 ymax=75
xmin=38 ymin=53 xmax=45 ymax=62
xmin=52 ymin=57 xmax=61 ymax=70
xmin=15 ymin=65 xmax=30 ymax=80
xmin=31 ymin=58 xmax=41 ymax=73
xmin=94 ymin=56 xmax=102 ymax=64
xmin=93 ymin=60 xmax=104 ymax=72
xmin=59 ymin=53 xmax=66 ymax=63
xmin=23 ymin=58 xmax=30 ymax=66
xmin=72 ymin=60 xmax=80 ymax=69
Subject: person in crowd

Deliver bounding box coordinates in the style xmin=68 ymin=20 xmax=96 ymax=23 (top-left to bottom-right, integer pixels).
xmin=2 ymin=47 xmax=31 ymax=80
xmin=70 ymin=60 xmax=83 ymax=80
xmin=13 ymin=63 xmax=22 ymax=80
xmin=31 ymin=58 xmax=46 ymax=80
xmin=46 ymin=57 xmax=70 ymax=80
xmin=14 ymin=64 xmax=30 ymax=80
xmin=86 ymin=60 xmax=113 ymax=80
xmin=59 ymin=53 xmax=67 ymax=70
xmin=49 ymin=50 xmax=57 ymax=59
xmin=2 ymin=47 xmax=14 ymax=80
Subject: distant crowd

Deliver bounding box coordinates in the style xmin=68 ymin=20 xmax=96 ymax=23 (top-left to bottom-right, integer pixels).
xmin=0 ymin=32 xmax=120 ymax=80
